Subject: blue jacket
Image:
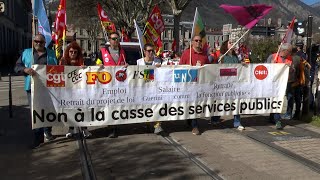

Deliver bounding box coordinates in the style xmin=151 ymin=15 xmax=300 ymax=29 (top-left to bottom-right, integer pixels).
xmin=22 ymin=48 xmax=57 ymax=91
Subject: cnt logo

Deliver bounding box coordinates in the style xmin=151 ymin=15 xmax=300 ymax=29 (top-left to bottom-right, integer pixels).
xmin=254 ymin=65 xmax=268 ymax=80
xmin=46 ymin=65 xmax=65 ymax=87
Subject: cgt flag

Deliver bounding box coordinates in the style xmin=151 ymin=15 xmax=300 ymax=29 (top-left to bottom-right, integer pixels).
xmin=191 ymin=7 xmax=207 ymax=52
xmin=53 ymin=0 xmax=66 ymax=59
xmin=143 ymin=5 xmax=165 ymax=54
xmin=282 ymin=17 xmax=295 ymax=43
xmin=33 ymin=0 xmax=52 ymax=47
xmin=97 ymin=3 xmax=116 ymax=33
xmin=220 ymin=4 xmax=273 ymax=29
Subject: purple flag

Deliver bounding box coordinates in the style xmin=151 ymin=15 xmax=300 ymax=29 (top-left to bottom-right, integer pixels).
xmin=220 ymin=4 xmax=273 ymax=29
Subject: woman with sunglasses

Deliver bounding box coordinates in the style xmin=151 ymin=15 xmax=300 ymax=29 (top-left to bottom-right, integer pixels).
xmin=211 ymin=40 xmax=245 ymax=131
xmin=136 ymin=43 xmax=164 ymax=134
xmin=59 ymin=41 xmax=92 ymax=138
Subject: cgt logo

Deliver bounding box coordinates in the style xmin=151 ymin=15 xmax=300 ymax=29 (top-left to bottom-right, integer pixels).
xmin=254 ymin=65 xmax=268 ymax=80
xmin=86 ymin=72 xmax=112 ymax=84
xmin=46 ymin=65 xmax=65 ymax=87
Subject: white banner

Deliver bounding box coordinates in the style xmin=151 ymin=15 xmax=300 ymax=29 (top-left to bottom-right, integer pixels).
xmin=31 ymin=64 xmax=288 ymax=129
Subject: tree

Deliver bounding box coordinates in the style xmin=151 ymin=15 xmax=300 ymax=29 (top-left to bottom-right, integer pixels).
xmin=248 ymin=37 xmax=279 ymax=63
xmin=164 ymin=0 xmax=191 ymax=53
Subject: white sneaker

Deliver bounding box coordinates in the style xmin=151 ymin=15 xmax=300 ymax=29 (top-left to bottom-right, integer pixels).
xmin=237 ymin=125 xmax=245 ymax=131
xmin=82 ymin=129 xmax=92 ymax=138
xmin=66 ymin=129 xmax=74 ymax=138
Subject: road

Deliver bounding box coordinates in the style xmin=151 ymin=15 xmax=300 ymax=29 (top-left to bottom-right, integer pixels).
xmin=1 ymin=75 xmax=320 ymax=180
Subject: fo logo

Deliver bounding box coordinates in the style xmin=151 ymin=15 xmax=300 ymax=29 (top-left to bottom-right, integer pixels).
xmin=254 ymin=65 xmax=268 ymax=80
xmin=46 ymin=65 xmax=65 ymax=87
xmin=115 ymin=70 xmax=127 ymax=82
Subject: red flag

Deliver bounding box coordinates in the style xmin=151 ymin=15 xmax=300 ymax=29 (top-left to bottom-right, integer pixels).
xmin=121 ymin=28 xmax=130 ymax=42
xmin=220 ymin=4 xmax=273 ymax=29
xmin=282 ymin=17 xmax=295 ymax=43
xmin=171 ymin=39 xmax=176 ymax=52
xmin=155 ymin=37 xmax=163 ymax=56
xmin=144 ymin=5 xmax=165 ymax=52
xmin=53 ymin=0 xmax=66 ymax=58
xmin=97 ymin=3 xmax=116 ymax=33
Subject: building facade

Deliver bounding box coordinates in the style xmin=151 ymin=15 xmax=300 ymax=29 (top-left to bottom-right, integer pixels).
xmin=0 ymin=0 xmax=32 ymax=71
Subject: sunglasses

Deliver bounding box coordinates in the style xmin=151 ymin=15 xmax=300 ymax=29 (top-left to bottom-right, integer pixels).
xmin=69 ymin=50 xmax=78 ymax=54
xmin=145 ymin=49 xmax=154 ymax=53
xmin=111 ymin=37 xmax=119 ymax=41
xmin=194 ymin=39 xmax=202 ymax=42
xmin=34 ymin=40 xmax=45 ymax=44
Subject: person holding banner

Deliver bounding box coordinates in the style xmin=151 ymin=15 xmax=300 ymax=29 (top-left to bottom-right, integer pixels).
xmin=211 ymin=40 xmax=245 ymax=131
xmin=59 ymin=41 xmax=92 ymax=138
xmin=179 ymin=35 xmax=210 ymax=135
xmin=266 ymin=43 xmax=293 ymax=129
xmin=136 ymin=43 xmax=164 ymax=134
xmin=14 ymin=34 xmax=57 ymax=149
xmin=96 ymin=32 xmax=128 ymax=138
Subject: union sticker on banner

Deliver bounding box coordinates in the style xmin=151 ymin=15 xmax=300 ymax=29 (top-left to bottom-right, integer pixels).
xmin=174 ymin=69 xmax=198 ymax=82
xmin=46 ymin=65 xmax=65 ymax=87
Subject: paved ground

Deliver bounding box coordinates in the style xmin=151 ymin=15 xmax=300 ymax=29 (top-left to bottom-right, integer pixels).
xmin=1 ymin=75 xmax=320 ymax=180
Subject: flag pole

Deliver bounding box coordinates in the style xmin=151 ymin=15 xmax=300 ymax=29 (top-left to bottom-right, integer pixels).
xmin=218 ymin=28 xmax=250 ymax=63
xmin=32 ymin=0 xmax=36 ymax=64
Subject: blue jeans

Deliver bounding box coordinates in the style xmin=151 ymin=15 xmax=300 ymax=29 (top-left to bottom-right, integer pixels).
xmin=27 ymin=91 xmax=52 ymax=140
xmin=211 ymin=115 xmax=241 ymax=127
xmin=187 ymin=119 xmax=198 ymax=128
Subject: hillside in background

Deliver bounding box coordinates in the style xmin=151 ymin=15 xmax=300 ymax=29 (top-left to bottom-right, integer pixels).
xmin=178 ymin=0 xmax=320 ymax=28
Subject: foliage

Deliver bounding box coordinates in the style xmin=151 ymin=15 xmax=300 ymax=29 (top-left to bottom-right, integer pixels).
xmin=247 ymin=37 xmax=279 ymax=63
xmin=311 ymin=116 xmax=320 ymax=127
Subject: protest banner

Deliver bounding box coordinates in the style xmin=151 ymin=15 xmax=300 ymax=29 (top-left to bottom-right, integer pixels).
xmin=31 ymin=64 xmax=288 ymax=129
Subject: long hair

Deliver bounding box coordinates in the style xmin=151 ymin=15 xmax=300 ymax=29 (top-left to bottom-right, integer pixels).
xmin=220 ymin=40 xmax=237 ymax=57
xmin=62 ymin=41 xmax=83 ymax=66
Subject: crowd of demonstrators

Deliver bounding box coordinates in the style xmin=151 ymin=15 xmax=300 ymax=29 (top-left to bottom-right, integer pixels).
xmin=211 ymin=40 xmax=245 ymax=131
xmin=59 ymin=41 xmax=92 ymax=139
xmin=179 ymin=35 xmax=210 ymax=135
xmin=18 ymin=32 xmax=320 ymax=148
xmin=14 ymin=34 xmax=57 ymax=149
xmin=136 ymin=43 xmax=164 ymax=135
xmin=96 ymin=32 xmax=128 ymax=138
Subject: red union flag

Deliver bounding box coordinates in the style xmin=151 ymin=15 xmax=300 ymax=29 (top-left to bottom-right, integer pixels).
xmin=220 ymin=4 xmax=273 ymax=29
xmin=53 ymin=0 xmax=66 ymax=58
xmin=282 ymin=17 xmax=295 ymax=43
xmin=144 ymin=5 xmax=165 ymax=48
xmin=97 ymin=3 xmax=116 ymax=33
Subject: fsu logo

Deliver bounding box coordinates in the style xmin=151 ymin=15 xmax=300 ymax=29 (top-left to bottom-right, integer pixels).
xmin=115 ymin=70 xmax=127 ymax=82
xmin=46 ymin=65 xmax=65 ymax=87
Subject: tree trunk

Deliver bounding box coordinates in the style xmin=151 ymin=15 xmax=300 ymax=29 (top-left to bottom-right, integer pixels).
xmin=173 ymin=13 xmax=181 ymax=53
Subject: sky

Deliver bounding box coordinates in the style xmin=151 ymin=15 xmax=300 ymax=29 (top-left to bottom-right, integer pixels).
xmin=301 ymin=0 xmax=320 ymax=5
